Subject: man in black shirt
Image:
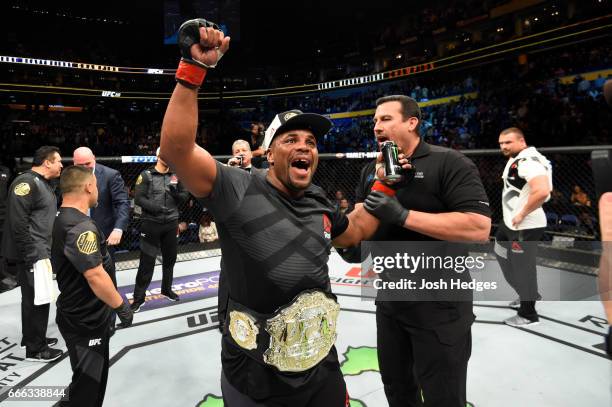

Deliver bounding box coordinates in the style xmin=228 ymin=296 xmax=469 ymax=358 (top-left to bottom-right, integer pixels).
xmin=358 ymin=96 xmax=491 ymax=407
xmin=131 ymin=148 xmax=189 ymax=312
xmin=249 ymin=122 xmax=266 ymax=168
xmin=53 ymin=165 xmax=133 ymax=407
xmin=0 ymin=163 xmax=13 ymax=292
xmin=160 ymin=19 xmax=378 ymax=406
xmin=1 ymin=146 xmax=63 ymax=362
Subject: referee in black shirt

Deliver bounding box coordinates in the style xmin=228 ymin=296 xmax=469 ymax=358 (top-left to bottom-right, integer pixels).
xmin=359 ymin=96 xmax=491 ymax=407
xmin=53 ymin=166 xmax=133 ymax=407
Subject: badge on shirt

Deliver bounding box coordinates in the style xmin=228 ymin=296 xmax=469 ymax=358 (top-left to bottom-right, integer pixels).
xmin=14 ymin=183 xmax=31 ymax=196
xmin=136 ymin=174 xmax=143 ymax=185
xmin=77 ymin=231 xmax=99 ymax=255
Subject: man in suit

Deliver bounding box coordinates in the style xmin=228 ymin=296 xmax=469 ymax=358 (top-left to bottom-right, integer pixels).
xmin=72 ymin=147 xmax=130 ymax=282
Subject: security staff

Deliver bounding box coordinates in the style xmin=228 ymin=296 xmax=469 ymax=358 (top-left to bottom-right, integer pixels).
xmin=0 ymin=163 xmax=14 ymax=292
xmin=159 ymin=19 xmax=379 ymax=405
xmin=53 ymin=165 xmax=133 ymax=407
xmin=496 ymin=127 xmax=552 ymax=327
xmin=1 ymin=146 xmax=63 ymax=362
xmin=0 ymin=163 xmax=10 ymax=244
xmin=131 ymin=148 xmax=189 ymax=312
xmin=358 ymin=96 xmax=491 ymax=407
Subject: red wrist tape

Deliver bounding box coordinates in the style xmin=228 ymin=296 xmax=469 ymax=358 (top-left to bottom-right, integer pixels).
xmin=371 ymin=180 xmax=396 ymax=196
xmin=175 ymin=60 xmax=207 ymax=88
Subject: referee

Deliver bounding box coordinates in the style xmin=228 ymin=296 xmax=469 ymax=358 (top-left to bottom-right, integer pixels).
xmin=358 ymin=96 xmax=491 ymax=407
xmin=53 ymin=166 xmax=133 ymax=407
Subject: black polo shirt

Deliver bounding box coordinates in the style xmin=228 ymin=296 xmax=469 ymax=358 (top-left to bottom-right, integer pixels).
xmin=356 ymin=141 xmax=491 ymax=240
xmin=52 ymin=207 xmax=113 ymax=333
xmin=356 ymin=141 xmax=491 ymax=342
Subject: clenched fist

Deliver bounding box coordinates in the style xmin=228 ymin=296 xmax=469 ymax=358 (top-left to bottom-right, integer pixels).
xmin=176 ymin=18 xmax=231 ymax=88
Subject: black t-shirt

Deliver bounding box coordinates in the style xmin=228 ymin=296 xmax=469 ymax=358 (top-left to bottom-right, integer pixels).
xmin=201 ymin=162 xmax=349 ymax=398
xmin=52 ymin=207 xmax=113 ymax=333
xmin=357 ymin=141 xmax=491 ymax=341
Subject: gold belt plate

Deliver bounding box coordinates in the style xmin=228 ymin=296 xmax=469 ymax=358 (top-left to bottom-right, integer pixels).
xmin=228 ymin=310 xmax=259 ymax=350
xmin=263 ymin=291 xmax=340 ymax=372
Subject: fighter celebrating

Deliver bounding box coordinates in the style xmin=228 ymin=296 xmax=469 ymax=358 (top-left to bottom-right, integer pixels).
xmin=160 ymin=19 xmax=380 ymax=406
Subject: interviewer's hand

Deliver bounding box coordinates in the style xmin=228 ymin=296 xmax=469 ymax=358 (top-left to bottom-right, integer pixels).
xmin=375 ymin=151 xmax=413 ymax=185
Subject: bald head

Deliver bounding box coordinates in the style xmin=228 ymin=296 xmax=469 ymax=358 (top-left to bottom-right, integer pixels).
xmin=73 ymin=147 xmax=96 ymax=169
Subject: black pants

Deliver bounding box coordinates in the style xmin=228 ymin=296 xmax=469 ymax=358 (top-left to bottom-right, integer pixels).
xmin=18 ymin=262 xmax=50 ymax=353
xmin=133 ymin=219 xmax=178 ymax=301
xmin=106 ymin=245 xmax=117 ymax=331
xmin=376 ymin=305 xmax=471 ymax=407
xmin=495 ymin=223 xmax=545 ymax=321
xmin=56 ymin=316 xmax=110 ymax=407
xmin=221 ymin=369 xmax=347 ymax=407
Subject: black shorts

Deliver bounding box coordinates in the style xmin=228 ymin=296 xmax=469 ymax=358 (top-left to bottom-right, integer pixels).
xmin=221 ymin=368 xmax=348 ymax=407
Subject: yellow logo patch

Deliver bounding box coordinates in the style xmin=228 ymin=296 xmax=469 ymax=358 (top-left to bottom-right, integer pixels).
xmin=135 ymin=175 xmax=143 ymax=185
xmin=76 ymin=231 xmax=98 ymax=255
xmin=14 ymin=183 xmax=31 ymax=196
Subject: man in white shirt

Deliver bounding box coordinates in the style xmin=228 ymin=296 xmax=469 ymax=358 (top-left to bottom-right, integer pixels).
xmin=496 ymin=127 xmax=552 ymax=327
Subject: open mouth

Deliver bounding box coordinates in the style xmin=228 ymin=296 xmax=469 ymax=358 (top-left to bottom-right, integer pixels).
xmin=376 ymin=136 xmax=390 ymax=146
xmin=290 ymin=158 xmax=311 ymax=177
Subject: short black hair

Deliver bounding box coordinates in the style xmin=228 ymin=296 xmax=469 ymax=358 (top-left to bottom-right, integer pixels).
xmin=60 ymin=165 xmax=93 ymax=194
xmin=500 ymin=127 xmax=525 ymax=141
xmin=32 ymin=146 xmax=60 ymax=166
xmin=375 ymin=95 xmax=422 ymax=121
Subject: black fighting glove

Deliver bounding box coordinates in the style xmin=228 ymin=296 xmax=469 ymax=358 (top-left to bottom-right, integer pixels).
xmin=607 ymin=326 xmax=611 ymax=358
xmin=176 ymin=18 xmax=224 ymax=88
xmin=114 ymin=301 xmax=133 ymax=328
xmin=178 ymin=19 xmax=220 ymax=66
xmin=364 ymin=191 xmax=409 ymax=226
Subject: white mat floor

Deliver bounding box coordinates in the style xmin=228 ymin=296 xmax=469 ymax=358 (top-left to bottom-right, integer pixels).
xmin=0 ymin=254 xmax=609 ymax=406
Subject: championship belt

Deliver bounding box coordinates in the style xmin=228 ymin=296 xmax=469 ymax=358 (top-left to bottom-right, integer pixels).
xmin=227 ymin=290 xmax=340 ymax=373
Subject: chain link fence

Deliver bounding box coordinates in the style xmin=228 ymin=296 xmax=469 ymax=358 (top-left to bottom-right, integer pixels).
xmin=91 ymin=145 xmax=606 ymax=271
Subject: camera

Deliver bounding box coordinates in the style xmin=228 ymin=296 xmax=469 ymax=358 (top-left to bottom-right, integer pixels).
xmin=229 ymin=155 xmax=243 ymax=167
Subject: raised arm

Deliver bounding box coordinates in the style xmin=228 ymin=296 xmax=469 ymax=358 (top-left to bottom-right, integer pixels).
xmin=160 ymin=19 xmax=230 ymax=198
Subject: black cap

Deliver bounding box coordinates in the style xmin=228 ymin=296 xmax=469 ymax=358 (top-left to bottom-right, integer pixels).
xmin=262 ymin=110 xmax=332 ymax=150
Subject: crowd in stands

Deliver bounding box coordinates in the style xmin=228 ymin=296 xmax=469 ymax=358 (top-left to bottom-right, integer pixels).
xmin=1 ymin=39 xmax=610 ymax=163
xmin=3 ymin=0 xmax=609 ymax=92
